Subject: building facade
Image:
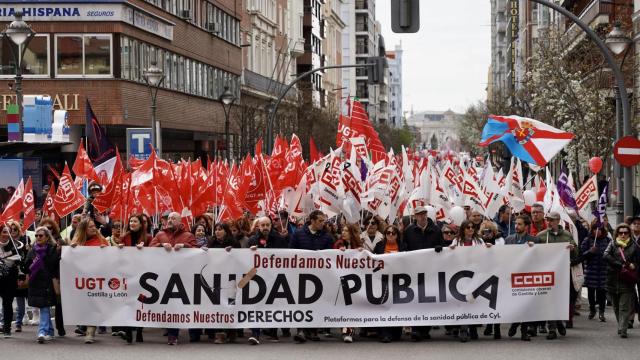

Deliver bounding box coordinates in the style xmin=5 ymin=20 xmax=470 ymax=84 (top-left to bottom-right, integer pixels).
xmin=406 ymin=109 xmax=461 ymax=151
xmin=386 ymin=42 xmax=403 ymax=128
xmin=322 ymin=0 xmax=346 ymax=109
xmin=0 ymin=0 xmax=243 ymax=162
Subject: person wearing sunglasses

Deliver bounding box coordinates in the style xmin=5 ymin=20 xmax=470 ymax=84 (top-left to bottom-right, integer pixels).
xmin=6 ymin=221 xmax=28 ymax=334
xmin=604 ymin=223 xmax=640 ymax=338
xmin=373 ymin=225 xmax=406 ymax=343
xmin=441 ymin=224 xmax=457 ymax=246
xmin=22 ymin=226 xmax=60 ymax=344
xmin=448 ymin=220 xmax=487 ymax=342
xmin=360 ymin=215 xmax=384 ymax=252
xmin=477 ymin=220 xmax=504 ymax=339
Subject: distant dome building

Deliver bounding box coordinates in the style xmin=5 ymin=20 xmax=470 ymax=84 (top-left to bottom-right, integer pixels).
xmin=406 ymin=109 xmax=461 ymax=151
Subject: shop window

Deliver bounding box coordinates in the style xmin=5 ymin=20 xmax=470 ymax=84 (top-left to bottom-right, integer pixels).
xmin=56 ymin=34 xmax=112 ymax=77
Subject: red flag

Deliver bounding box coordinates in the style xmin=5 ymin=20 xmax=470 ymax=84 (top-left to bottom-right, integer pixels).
xmin=93 ymin=153 xmax=123 ymax=213
xmin=245 ymin=155 xmax=267 ymax=212
xmin=255 ymin=138 xmax=263 ymax=156
xmin=22 ymin=178 xmax=35 ymax=229
xmin=351 ymin=100 xmax=386 ymax=163
xmin=53 ymin=164 xmax=86 ymax=217
xmin=1 ymin=179 xmax=24 ymax=223
xmin=336 ymin=114 xmax=352 ymax=148
xmin=309 ymin=136 xmax=320 ymax=163
xmin=72 ymin=139 xmax=99 ymax=183
xmin=42 ymin=183 xmax=59 ymax=222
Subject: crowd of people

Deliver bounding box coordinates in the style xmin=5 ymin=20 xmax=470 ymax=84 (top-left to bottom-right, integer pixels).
xmin=1 ymin=184 xmax=640 ymax=346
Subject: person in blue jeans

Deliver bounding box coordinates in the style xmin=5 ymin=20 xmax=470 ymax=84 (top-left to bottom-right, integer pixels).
xmin=22 ymin=226 xmax=60 ymax=343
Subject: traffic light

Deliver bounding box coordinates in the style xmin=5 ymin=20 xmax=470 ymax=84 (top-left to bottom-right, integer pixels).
xmin=367 ymin=56 xmax=386 ymax=85
xmin=391 ymin=0 xmax=420 ymax=33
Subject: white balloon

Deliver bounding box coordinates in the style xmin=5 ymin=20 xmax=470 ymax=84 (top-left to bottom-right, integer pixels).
xmin=523 ymin=190 xmax=536 ymax=207
xmin=426 ymin=205 xmax=436 ymax=222
xmin=450 ymin=206 xmax=465 ymax=226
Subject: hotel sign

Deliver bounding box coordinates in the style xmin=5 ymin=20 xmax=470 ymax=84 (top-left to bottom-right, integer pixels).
xmin=0 ymin=3 xmax=173 ymax=40
xmin=509 ymin=0 xmax=519 ymax=93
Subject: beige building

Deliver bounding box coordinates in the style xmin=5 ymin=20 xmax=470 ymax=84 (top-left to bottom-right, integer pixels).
xmin=406 ymin=110 xmax=461 ymax=151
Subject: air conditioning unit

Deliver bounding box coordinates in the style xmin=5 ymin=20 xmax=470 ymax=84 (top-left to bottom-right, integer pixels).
xmin=179 ymin=9 xmax=191 ymax=20
xmin=206 ymin=22 xmax=220 ymax=34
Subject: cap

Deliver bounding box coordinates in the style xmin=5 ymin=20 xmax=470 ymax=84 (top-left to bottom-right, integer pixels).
xmin=88 ymin=181 xmax=103 ymax=192
xmin=414 ymin=206 xmax=427 ymax=214
xmin=545 ymin=211 xmax=561 ymax=220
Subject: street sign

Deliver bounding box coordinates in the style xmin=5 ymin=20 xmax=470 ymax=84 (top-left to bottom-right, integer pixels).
xmin=126 ymin=128 xmax=153 ymax=161
xmin=614 ymin=136 xmax=640 ymax=167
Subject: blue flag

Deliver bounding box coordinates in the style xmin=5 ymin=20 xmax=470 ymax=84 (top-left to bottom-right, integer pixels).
xmin=593 ymin=181 xmax=608 ymax=226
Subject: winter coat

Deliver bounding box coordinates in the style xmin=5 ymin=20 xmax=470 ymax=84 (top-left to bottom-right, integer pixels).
xmin=289 ymin=224 xmax=333 ymax=250
xmin=360 ymin=231 xmax=384 ymax=252
xmin=504 ymin=232 xmax=539 ymax=245
xmin=403 ymin=219 xmax=444 ymax=251
xmin=248 ymin=230 xmax=288 ymax=249
xmin=0 ymin=239 xmax=23 ymax=297
xmin=373 ymin=239 xmax=407 ymax=254
xmin=23 ymin=245 xmax=60 ymax=308
xmin=579 ymin=235 xmax=610 ymax=289
xmin=208 ymin=235 xmax=240 ymax=249
xmin=537 ymin=228 xmax=578 ymax=261
xmin=149 ymin=224 xmax=197 ymax=248
xmin=603 ymin=241 xmax=640 ymax=293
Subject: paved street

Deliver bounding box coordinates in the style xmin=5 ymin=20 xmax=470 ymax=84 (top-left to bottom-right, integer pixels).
xmin=2 ymin=294 xmax=637 ymax=360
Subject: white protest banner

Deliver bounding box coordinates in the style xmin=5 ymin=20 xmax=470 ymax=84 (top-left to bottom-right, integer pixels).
xmin=61 ymin=244 xmax=569 ymax=328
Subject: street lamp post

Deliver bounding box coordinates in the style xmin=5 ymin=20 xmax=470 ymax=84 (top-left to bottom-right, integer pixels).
xmin=143 ymin=61 xmax=164 ymax=157
xmin=219 ymin=86 xmax=236 ymax=160
xmin=529 ymin=0 xmax=633 ymax=217
xmin=1 ymin=11 xmax=35 ymax=142
xmin=605 ymin=21 xmax=632 ymax=224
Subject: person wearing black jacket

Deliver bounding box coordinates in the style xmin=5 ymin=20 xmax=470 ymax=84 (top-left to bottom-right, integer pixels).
xmin=22 ymin=226 xmax=60 ymax=343
xmin=246 ymin=217 xmax=289 ymax=345
xmin=403 ymin=206 xmax=443 ymax=341
xmin=373 ymin=225 xmax=406 ymax=343
xmin=0 ymin=224 xmax=23 ymax=338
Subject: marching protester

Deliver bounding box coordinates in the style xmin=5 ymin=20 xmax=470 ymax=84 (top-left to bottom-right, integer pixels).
xmin=289 ymin=210 xmax=333 ymax=343
xmin=449 ymin=219 xmax=488 ymax=342
xmin=193 ymin=224 xmax=211 ymax=249
xmin=0 ymin=224 xmax=23 ymax=338
xmin=360 ymin=215 xmax=384 ymax=251
xmin=440 ymin=223 xmax=457 ymax=246
xmin=403 ymin=206 xmax=444 ymax=341
xmin=505 ymin=215 xmax=538 ymax=341
xmin=106 ymin=220 xmax=123 ymax=247
xmin=22 ymin=226 xmax=60 ymax=344
xmin=579 ymin=221 xmax=610 ymax=322
xmin=38 ymin=218 xmax=65 ymax=335
xmin=69 ymin=218 xmax=110 ymax=343
xmin=7 ymin=221 xmax=28 ymax=333
xmin=494 ymin=205 xmax=515 ymax=238
xmin=537 ymin=211 xmax=577 ymax=336
xmin=148 ymin=212 xmax=196 ymax=345
xmin=373 ymin=225 xmax=406 ymax=343
xmin=120 ymin=215 xmax=149 ymax=248
xmin=529 ymin=203 xmax=547 ymax=237
xmin=604 ymin=223 xmax=640 ymax=338
xmin=334 ymin=223 xmax=362 ymax=251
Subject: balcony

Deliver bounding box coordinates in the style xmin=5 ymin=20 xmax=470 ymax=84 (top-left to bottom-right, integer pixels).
xmin=356 ymin=0 xmax=368 ymax=10
xmin=242 ymin=70 xmax=297 ymax=100
xmin=563 ymin=0 xmax=612 ymax=47
xmin=496 ymin=0 xmax=507 ymax=13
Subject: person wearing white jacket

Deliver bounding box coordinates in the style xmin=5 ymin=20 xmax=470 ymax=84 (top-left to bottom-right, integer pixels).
xmin=360 ymin=216 xmax=384 ymax=252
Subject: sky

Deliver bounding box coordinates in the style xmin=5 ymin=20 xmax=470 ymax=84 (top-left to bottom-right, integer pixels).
xmin=376 ymin=1 xmax=491 ymax=114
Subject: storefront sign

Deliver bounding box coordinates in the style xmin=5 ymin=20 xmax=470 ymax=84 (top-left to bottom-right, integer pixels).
xmin=126 ymin=128 xmax=153 ymax=161
xmin=61 ymin=244 xmax=569 ymax=328
xmin=2 ymin=94 xmax=79 ymax=112
xmin=0 ymin=3 xmax=173 ymax=40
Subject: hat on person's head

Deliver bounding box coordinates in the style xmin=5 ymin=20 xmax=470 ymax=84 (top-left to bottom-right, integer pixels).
xmin=630 ymin=216 xmax=640 ymax=224
xmin=545 ymin=211 xmax=561 ymax=220
xmin=88 ymin=181 xmax=102 ymax=192
xmin=414 ymin=206 xmax=428 ymax=214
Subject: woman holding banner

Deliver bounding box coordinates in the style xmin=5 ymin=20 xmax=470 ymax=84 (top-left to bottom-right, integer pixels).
xmin=22 ymin=226 xmax=60 ymax=343
xmin=450 ymin=220 xmax=489 ymax=342
xmin=115 ymin=214 xmax=147 ymax=344
xmin=373 ymin=225 xmax=406 ymax=343
xmin=603 ymin=223 xmax=640 ymax=338
xmin=70 ymin=218 xmax=110 ymax=344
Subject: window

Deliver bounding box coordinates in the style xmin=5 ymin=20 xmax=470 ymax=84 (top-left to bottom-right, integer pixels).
xmin=56 ymin=34 xmax=112 ymax=77
xmin=0 ymin=34 xmax=50 ymax=77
